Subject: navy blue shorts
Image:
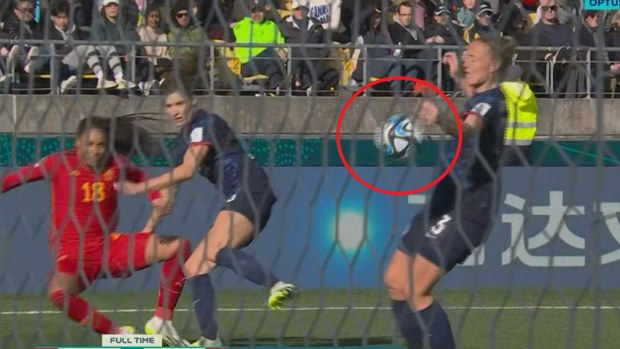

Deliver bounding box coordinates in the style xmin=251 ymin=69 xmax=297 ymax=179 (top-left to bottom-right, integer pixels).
xmin=223 ymin=187 xmax=277 ymax=234
xmin=398 ymin=184 xmax=496 ymax=272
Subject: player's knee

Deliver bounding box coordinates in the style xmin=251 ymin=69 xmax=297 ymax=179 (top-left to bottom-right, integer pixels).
xmin=409 ymin=283 xmax=434 ymax=310
xmin=410 ymin=292 xmax=434 ymax=311
xmin=48 ymin=289 xmax=68 ymax=309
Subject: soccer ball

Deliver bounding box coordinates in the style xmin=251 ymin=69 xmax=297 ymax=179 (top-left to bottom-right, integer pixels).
xmin=374 ymin=114 xmax=416 ymax=158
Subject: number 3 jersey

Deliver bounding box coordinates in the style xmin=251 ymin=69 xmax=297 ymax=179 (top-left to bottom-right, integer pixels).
xmin=444 ymin=88 xmax=507 ymax=189
xmin=0 ymin=150 xmax=151 ymax=257
xmin=171 ymin=109 xmax=273 ymax=200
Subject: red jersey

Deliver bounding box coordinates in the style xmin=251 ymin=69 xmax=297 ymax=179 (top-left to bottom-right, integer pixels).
xmin=1 ymin=150 xmax=156 ymax=259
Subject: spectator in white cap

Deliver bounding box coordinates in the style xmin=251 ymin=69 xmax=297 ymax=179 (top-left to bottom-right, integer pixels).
xmin=278 ymin=0 xmax=338 ymax=93
xmin=91 ymin=0 xmax=138 ymax=89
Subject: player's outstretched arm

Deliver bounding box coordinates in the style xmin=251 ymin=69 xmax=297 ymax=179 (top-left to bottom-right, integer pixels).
xmin=120 ymin=144 xmax=209 ymax=194
xmin=419 ymin=101 xmax=483 ymax=138
xmin=123 ymin=163 xmax=175 ymax=231
xmin=1 ymin=158 xmax=53 ymax=193
xmin=141 ymin=187 xmax=174 ymax=233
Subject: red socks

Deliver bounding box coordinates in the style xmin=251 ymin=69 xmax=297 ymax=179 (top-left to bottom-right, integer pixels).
xmin=155 ymin=239 xmax=191 ymax=320
xmin=49 ymin=289 xmax=116 ymax=334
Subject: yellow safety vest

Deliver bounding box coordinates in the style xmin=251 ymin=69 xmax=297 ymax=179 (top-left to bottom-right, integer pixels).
xmin=499 ymin=81 xmax=537 ymax=146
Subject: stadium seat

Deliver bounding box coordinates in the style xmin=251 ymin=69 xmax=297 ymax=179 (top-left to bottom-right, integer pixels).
xmin=243 ymin=75 xmax=268 ymax=83
xmin=36 ymin=74 xmax=97 ymax=80
xmin=211 ymin=40 xmax=273 ymax=91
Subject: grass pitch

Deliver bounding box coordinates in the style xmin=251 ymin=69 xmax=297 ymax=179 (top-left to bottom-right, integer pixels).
xmin=2 ymin=288 xmax=620 ymax=348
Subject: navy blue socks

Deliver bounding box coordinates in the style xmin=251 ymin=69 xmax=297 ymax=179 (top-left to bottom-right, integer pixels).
xmin=395 ymin=300 xmax=455 ymax=349
xmin=215 ymin=247 xmax=279 ymax=288
xmin=189 ymin=274 xmax=218 ymax=340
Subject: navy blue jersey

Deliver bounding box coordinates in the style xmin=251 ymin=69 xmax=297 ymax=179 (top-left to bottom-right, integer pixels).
xmin=429 ymin=88 xmax=506 ymax=216
xmin=172 ymin=109 xmax=271 ymax=199
xmin=446 ymin=87 xmax=506 ymax=187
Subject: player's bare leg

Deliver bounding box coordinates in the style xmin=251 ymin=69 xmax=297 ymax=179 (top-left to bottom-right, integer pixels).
xmin=47 ymin=272 xmax=134 ymax=334
xmin=141 ymin=234 xmax=192 ymax=346
xmin=186 ymin=210 xmax=298 ymax=306
xmin=185 ymin=210 xmax=298 ymax=346
xmin=384 ymin=250 xmax=455 ymax=349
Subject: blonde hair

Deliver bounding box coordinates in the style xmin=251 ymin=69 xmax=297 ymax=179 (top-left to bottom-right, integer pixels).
xmin=474 ymin=36 xmax=518 ymax=81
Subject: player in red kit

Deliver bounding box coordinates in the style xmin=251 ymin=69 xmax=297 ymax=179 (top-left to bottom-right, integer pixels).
xmin=1 ymin=116 xmax=190 ymax=345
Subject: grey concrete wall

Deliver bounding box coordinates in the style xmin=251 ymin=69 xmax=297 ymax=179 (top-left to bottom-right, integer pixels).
xmin=0 ymin=95 xmax=617 ymax=136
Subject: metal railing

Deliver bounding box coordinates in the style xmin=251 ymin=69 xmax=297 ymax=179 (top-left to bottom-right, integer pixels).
xmin=0 ymin=39 xmax=618 ymax=97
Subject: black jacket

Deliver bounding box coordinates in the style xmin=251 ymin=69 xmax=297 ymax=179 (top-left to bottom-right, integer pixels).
xmin=279 ymin=16 xmax=329 ymax=56
xmin=2 ymin=12 xmax=42 ymax=42
xmin=529 ymin=21 xmax=573 ymax=47
xmin=606 ymin=26 xmax=620 ymax=62
xmin=425 ymin=21 xmax=464 ymax=46
xmin=388 ymin=21 xmax=425 ymax=59
xmin=576 ymin=23 xmax=605 ymax=64
xmin=47 ymin=24 xmax=89 ymax=57
xmin=279 ymin=15 xmax=330 ymax=76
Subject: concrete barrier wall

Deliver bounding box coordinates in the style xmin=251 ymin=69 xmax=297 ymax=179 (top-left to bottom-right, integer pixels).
xmin=0 ymin=95 xmax=619 ymax=136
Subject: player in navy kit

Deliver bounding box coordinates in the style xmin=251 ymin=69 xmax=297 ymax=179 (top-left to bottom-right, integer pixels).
xmin=119 ymin=80 xmax=299 ymax=346
xmin=383 ymin=36 xmax=516 ymax=349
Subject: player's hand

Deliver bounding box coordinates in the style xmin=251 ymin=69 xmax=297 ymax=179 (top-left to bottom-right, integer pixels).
xmin=442 ymin=51 xmax=459 ymax=79
xmin=116 ymin=181 xmax=147 ymax=195
xmin=418 ymin=101 xmax=439 ymax=125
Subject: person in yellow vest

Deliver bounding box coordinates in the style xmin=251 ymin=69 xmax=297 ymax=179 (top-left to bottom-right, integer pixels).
xmin=500 ymin=65 xmax=537 ymax=166
xmin=233 ymin=0 xmax=288 ymax=91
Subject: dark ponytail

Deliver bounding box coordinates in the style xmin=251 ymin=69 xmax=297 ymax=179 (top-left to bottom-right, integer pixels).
xmin=76 ymin=114 xmax=165 ymax=157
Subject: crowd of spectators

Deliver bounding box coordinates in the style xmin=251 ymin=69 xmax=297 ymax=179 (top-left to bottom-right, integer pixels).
xmin=0 ymin=0 xmax=617 ymax=97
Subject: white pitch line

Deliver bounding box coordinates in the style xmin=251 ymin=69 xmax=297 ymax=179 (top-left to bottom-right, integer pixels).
xmin=2 ymin=305 xmax=620 ymax=316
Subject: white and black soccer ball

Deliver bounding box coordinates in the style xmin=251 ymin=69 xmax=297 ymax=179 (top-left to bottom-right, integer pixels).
xmin=374 ymin=114 xmax=417 ymax=158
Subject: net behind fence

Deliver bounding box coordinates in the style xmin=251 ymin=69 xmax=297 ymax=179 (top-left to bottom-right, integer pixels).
xmin=1 ymin=0 xmax=620 ymax=348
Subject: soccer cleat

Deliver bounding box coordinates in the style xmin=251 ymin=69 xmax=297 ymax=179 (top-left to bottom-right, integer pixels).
xmin=144 ymin=316 xmax=189 ymax=346
xmin=268 ymin=281 xmax=299 ymax=310
xmin=191 ymin=335 xmax=223 ymax=348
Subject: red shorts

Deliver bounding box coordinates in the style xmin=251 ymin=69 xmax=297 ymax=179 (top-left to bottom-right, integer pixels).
xmin=54 ymin=232 xmax=152 ymax=283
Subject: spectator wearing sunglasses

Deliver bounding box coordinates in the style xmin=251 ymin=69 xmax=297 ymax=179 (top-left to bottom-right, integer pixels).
xmin=529 ymin=0 xmax=574 ymax=95
xmin=571 ymin=10 xmax=607 ymax=95
xmin=529 ymin=0 xmax=572 ymax=48
xmin=3 ymin=0 xmax=42 ymax=74
xmin=463 ymin=2 xmax=502 ymax=44
xmin=167 ymin=0 xmax=205 ymax=58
